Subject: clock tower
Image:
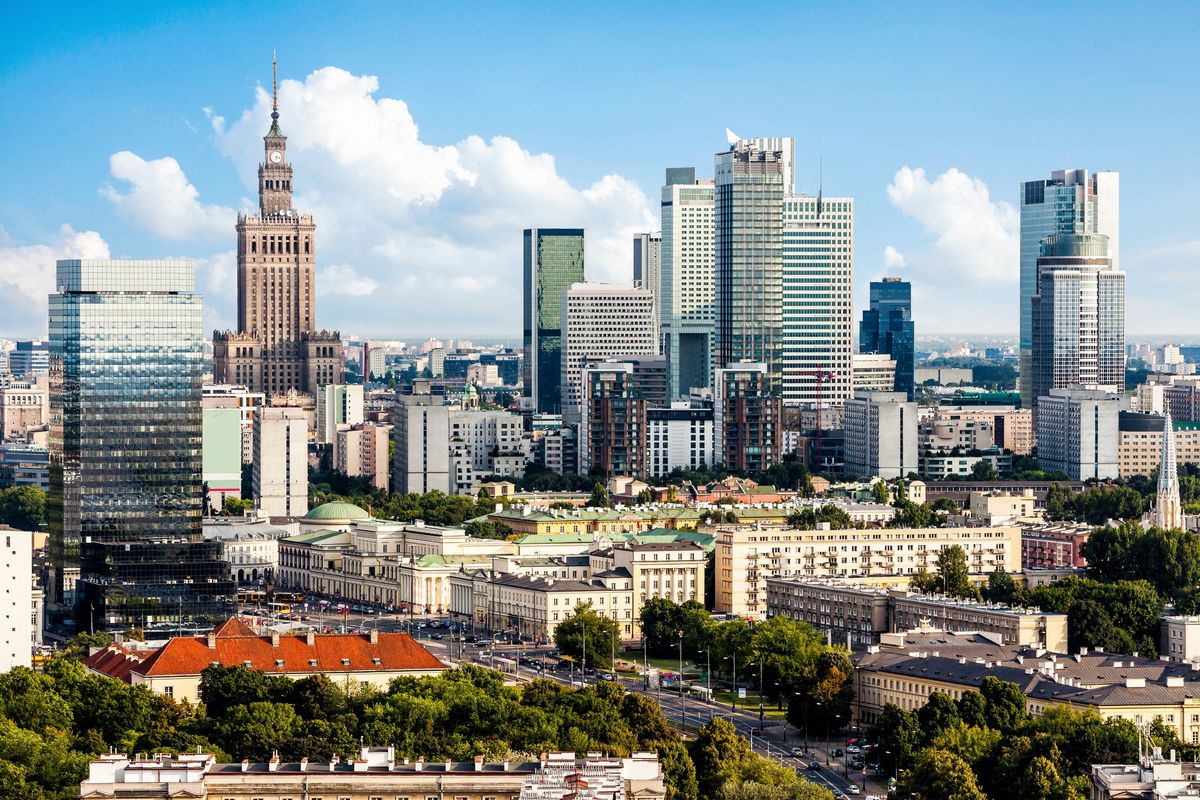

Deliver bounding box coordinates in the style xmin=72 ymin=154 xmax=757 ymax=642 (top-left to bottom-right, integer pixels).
xmin=213 ymin=55 xmax=342 ymax=400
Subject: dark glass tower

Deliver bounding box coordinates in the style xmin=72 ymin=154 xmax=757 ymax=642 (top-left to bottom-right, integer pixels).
xmin=48 ymin=259 xmax=233 ymax=634
xmin=859 ymin=278 xmax=915 ymax=399
xmin=522 ymin=228 xmax=585 ymax=414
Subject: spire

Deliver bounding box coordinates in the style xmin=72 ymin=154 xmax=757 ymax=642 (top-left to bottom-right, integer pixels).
xmin=1153 ymin=408 xmax=1183 ymax=530
xmin=268 ymin=51 xmax=282 ymax=137
xmin=816 ymin=156 xmax=824 ymax=218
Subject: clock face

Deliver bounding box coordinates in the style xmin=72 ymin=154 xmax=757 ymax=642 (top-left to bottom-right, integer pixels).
xmin=270 ymin=151 xmax=283 ymax=164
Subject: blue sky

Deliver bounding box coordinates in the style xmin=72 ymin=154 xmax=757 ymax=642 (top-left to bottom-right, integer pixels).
xmin=2 ymin=1 xmax=1198 ymax=340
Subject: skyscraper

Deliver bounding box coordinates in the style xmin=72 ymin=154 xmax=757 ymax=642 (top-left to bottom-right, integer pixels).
xmin=1019 ymin=169 xmax=1119 ymax=407
xmin=559 ymin=283 xmax=657 ymax=425
xmin=633 ymin=232 xmax=661 ymax=332
xmin=213 ymin=57 xmax=342 ymax=399
xmin=660 ymin=168 xmax=715 ymax=399
xmin=1029 ymin=233 xmax=1125 ymax=404
xmin=859 ymin=278 xmax=915 ymax=399
xmin=714 ymin=139 xmax=788 ymax=389
xmin=49 ymin=259 xmax=233 ymax=632
xmin=781 ymin=193 xmax=855 ymax=405
xmin=522 ymin=228 xmax=585 ymax=414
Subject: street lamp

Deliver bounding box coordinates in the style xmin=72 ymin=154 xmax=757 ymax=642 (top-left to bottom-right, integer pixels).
xmin=698 ymin=648 xmax=713 ymax=720
xmin=677 ymin=629 xmax=685 ymax=730
xmin=724 ymin=654 xmax=738 ymax=711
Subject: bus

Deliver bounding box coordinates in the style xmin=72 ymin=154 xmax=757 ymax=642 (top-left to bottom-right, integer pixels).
xmin=267 ymin=602 xmax=292 ymax=615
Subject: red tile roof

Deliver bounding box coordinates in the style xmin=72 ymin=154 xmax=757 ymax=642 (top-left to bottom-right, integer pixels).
xmin=84 ymin=643 xmax=151 ymax=684
xmin=211 ymin=617 xmax=258 ymax=637
xmin=132 ymin=622 xmax=445 ymax=678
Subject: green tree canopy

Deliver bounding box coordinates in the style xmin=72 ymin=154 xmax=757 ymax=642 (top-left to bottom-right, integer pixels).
xmin=553 ymin=602 xmax=620 ymax=668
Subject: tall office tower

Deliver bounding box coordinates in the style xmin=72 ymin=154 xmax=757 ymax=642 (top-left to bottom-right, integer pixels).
xmin=781 ymin=194 xmax=855 ymax=405
xmin=579 ymin=361 xmax=649 ymax=478
xmin=633 ymin=232 xmax=662 ymax=326
xmin=1029 ymin=234 xmax=1125 ymax=405
xmin=391 ymin=381 xmax=451 ymax=494
xmin=660 ymin=168 xmax=716 ymax=399
xmin=252 ymin=407 xmax=308 ymax=518
xmin=315 ymin=383 xmax=364 ymax=444
xmin=522 ymin=228 xmax=585 ymax=414
xmin=1153 ymin=409 xmax=1183 ymax=530
xmin=859 ymin=277 xmax=915 ymax=399
xmin=843 ymin=391 xmax=919 ymax=479
xmin=713 ymin=362 xmax=783 ymax=473
xmin=1019 ymin=169 xmax=1119 ymax=407
xmin=213 ymin=58 xmax=342 ymax=399
xmin=559 ymin=283 xmax=657 ymax=425
xmin=48 ymin=259 xmax=232 ymax=632
xmin=714 ymin=138 xmax=788 ymax=389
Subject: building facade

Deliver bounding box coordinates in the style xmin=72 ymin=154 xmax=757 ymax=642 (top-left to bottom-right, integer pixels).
xmin=1020 ymin=169 xmax=1119 ymax=407
xmin=633 ymin=231 xmax=661 ymax=332
xmin=1036 ymin=387 xmax=1120 ymax=481
xmin=316 ymin=383 xmax=364 ymax=444
xmin=579 ymin=361 xmax=647 ymax=478
xmin=335 ymin=422 xmax=391 ymax=492
xmin=212 ymin=61 xmax=341 ymax=398
xmin=0 ymin=378 xmax=48 ymax=439
xmin=859 ymin=278 xmax=915 ymax=399
xmin=391 ymin=381 xmax=451 ymax=494
xmin=852 ymin=353 xmax=898 ymax=394
xmin=0 ymin=527 xmax=32 ymax=670
xmin=523 ymin=228 xmax=585 ymax=414
xmin=843 ymin=391 xmax=919 ymax=479
xmin=202 ymin=407 xmax=243 ymax=509
xmin=713 ymin=362 xmax=783 ymax=473
xmin=647 ymin=400 xmax=715 ymax=477
xmin=659 ymin=168 xmax=716 ymax=399
xmin=49 ymin=259 xmax=232 ymax=632
xmin=253 ymin=407 xmax=309 ymax=518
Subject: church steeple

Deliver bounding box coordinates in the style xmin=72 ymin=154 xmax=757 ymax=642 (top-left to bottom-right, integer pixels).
xmin=1153 ymin=408 xmax=1184 ymax=530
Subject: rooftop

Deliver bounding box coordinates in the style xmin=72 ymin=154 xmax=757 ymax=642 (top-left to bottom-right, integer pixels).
xmin=304 ymin=501 xmax=371 ymax=522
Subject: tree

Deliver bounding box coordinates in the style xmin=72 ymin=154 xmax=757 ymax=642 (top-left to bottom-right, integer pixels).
xmin=1068 ymin=599 xmax=1135 ymax=655
xmin=787 ymin=649 xmax=854 ymax=733
xmin=640 ymin=598 xmax=682 ymax=658
xmin=1045 ymin=482 xmax=1074 ymax=520
xmin=981 ymin=570 xmax=1021 ymax=605
xmin=917 ymin=691 xmax=961 ymax=744
xmin=955 ymin=691 xmax=987 ymax=728
xmin=892 ymin=498 xmax=934 ymax=528
xmin=691 ymin=717 xmax=750 ymax=798
xmin=893 ymin=748 xmax=985 ymax=800
xmin=588 ymin=482 xmax=613 ymax=508
xmin=553 ymin=602 xmax=620 ymax=668
xmin=869 ymin=704 xmax=920 ymax=776
xmin=872 ymin=480 xmax=890 ymax=505
xmin=969 ymin=459 xmax=998 ymax=480
xmin=220 ymin=496 xmax=254 ymax=516
xmin=980 ymin=676 xmax=1029 ymax=733
xmin=0 ymin=486 xmax=46 ymax=531
xmin=911 ymin=546 xmax=979 ymax=600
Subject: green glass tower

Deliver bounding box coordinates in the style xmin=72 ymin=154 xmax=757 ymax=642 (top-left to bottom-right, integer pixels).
xmin=523 ymin=228 xmax=585 ymax=414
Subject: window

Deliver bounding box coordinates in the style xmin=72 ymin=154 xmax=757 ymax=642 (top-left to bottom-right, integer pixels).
xmin=163 ymin=686 xmax=173 ymax=698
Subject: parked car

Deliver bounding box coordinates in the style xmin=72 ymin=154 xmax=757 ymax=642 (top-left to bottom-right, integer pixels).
xmin=429 ymin=633 xmax=444 ymax=640
xmin=844 ymin=788 xmax=861 ymax=796
xmin=464 ymin=635 xmax=478 ymax=643
xmin=846 ymin=745 xmax=862 ymax=754
xmin=473 ymin=641 xmax=490 ymax=648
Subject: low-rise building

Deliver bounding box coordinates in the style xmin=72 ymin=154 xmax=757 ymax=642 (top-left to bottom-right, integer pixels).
xmin=931 ymin=405 xmax=1034 ymax=455
xmin=203 ymin=517 xmax=290 ymax=585
xmin=0 ymin=441 xmax=48 ymax=490
xmin=77 ymin=749 xmax=665 ymax=800
xmin=1092 ymin=756 xmax=1200 ymax=800
xmin=921 ymin=450 xmax=1012 ymax=480
xmin=968 ymin=490 xmax=1039 ymax=525
xmin=84 ymin=618 xmax=445 ymax=703
xmin=1162 ymin=616 xmax=1200 ymax=663
xmin=0 ymin=377 xmax=47 ymax=439
xmin=713 ymin=522 xmax=1021 ymax=616
xmin=1020 ymin=522 xmax=1092 ymax=569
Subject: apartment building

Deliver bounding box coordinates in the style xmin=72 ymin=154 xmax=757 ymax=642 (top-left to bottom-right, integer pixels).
xmin=932 ymin=404 xmax=1034 ymax=455
xmin=334 ymin=422 xmax=391 ymax=491
xmin=590 ymin=539 xmax=706 ymax=638
xmin=1119 ymin=412 xmax=1200 ymax=477
xmin=713 ymin=522 xmax=1020 ymax=616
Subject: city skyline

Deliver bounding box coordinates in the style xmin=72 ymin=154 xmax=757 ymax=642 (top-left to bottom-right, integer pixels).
xmin=2 ymin=3 xmax=1199 ymax=339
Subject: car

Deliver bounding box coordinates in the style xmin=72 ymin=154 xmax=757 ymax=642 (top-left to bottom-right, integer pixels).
xmin=790 ymin=747 xmax=805 ymax=758
xmin=832 ymin=748 xmax=844 ymax=757
xmin=846 ymin=745 xmax=861 ymax=754
xmin=429 ymin=633 xmax=444 ymax=640
xmin=807 ymin=762 xmax=821 ymax=771
xmin=844 ymin=788 xmax=861 ymax=796
xmin=597 ymin=671 xmax=615 ymax=681
xmin=464 ymin=635 xmax=478 ymax=643
xmin=474 ymin=641 xmax=490 ymax=648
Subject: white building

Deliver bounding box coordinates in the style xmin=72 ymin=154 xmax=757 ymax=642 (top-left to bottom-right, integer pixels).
xmin=853 ymin=353 xmax=897 ymax=394
xmin=844 ymin=391 xmax=919 ymax=479
xmin=335 ymin=422 xmax=391 ymax=491
xmin=782 ymin=194 xmax=855 ymax=406
xmin=560 ymin=283 xmax=657 ymax=425
xmin=633 ymin=231 xmax=661 ymax=330
xmin=202 ymin=384 xmax=265 ymax=463
xmin=315 ymin=384 xmax=364 ymax=445
xmin=659 ymin=168 xmax=716 ymax=400
xmin=1036 ymin=387 xmax=1120 ymax=481
xmin=646 ymin=401 xmax=715 ymax=477
xmin=449 ymin=410 xmax=527 ymax=495
xmin=0 ymin=526 xmax=32 ymax=670
xmin=253 ymin=407 xmax=309 ymax=518
xmin=202 ymin=517 xmax=289 ymax=585
xmin=391 ymin=381 xmax=451 ymax=494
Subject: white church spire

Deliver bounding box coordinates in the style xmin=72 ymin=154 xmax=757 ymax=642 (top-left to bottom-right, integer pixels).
xmin=1153 ymin=408 xmax=1183 ymax=530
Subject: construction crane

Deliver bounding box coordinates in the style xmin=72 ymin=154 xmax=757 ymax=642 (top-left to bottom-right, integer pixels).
xmin=805 ymin=369 xmax=836 ymax=471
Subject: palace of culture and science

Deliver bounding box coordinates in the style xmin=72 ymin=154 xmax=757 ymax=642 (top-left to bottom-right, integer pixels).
xmin=212 ymin=60 xmax=342 ymax=398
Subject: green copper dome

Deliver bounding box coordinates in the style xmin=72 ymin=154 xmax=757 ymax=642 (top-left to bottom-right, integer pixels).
xmin=304 ymin=501 xmax=370 ymax=521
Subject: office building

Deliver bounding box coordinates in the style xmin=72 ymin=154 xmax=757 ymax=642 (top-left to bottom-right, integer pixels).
xmin=202 ymin=384 xmax=265 ymax=464
xmin=1030 ymin=234 xmax=1125 ymax=404
xmin=852 ymin=353 xmax=897 ymax=394
xmin=253 ymin=407 xmax=308 ymax=518
xmin=859 ymin=278 xmax=915 ymax=399
xmin=8 ymin=340 xmax=49 ymax=378
xmin=1119 ymin=412 xmax=1200 ymax=477
xmin=659 ymin=167 xmax=716 ymax=399
xmin=843 ymin=391 xmax=919 ymax=479
xmin=560 ymin=282 xmax=657 ymax=425
xmin=647 ymin=400 xmax=715 ymax=477
xmin=523 ymin=228 xmax=585 ymax=414
xmin=0 ymin=377 xmax=48 ymax=439
xmin=334 ymin=422 xmax=391 ymax=492
xmin=1020 ymin=169 xmax=1119 ymax=407
xmin=315 ymin=383 xmax=364 ymax=445
xmin=713 ymin=362 xmax=783 ymax=473
xmin=49 ymin=259 xmax=232 ymax=632
xmin=449 ymin=409 xmax=527 ymax=495
xmin=0 ymin=442 xmax=49 ymax=491
xmin=202 ymin=408 xmax=243 ymax=510
xmin=714 ymin=137 xmax=788 ymax=388
xmin=0 ymin=527 xmax=32 ymax=670
xmin=782 ymin=193 xmax=855 ymax=405
xmin=713 ymin=522 xmax=1019 ymax=616
xmin=391 ymin=381 xmax=450 ymax=494
xmin=212 ymin=59 xmax=342 ymax=398
xmin=1036 ymin=387 xmax=1120 ymax=481
xmin=633 ymin=231 xmax=661 ymax=327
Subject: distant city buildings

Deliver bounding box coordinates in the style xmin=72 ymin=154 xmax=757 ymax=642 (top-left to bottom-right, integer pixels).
xmin=7 ymin=340 xmax=49 ymax=378
xmin=523 ymin=228 xmax=585 ymax=414
xmin=315 ymin=383 xmax=364 ymax=444
xmin=859 ymin=278 xmax=915 ymax=399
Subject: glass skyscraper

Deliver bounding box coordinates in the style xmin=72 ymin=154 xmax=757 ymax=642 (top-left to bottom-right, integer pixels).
xmin=1019 ymin=169 xmax=1119 ymax=407
xmin=859 ymin=278 xmax=915 ymax=399
xmin=714 ymin=139 xmax=788 ymax=389
xmin=522 ymin=228 xmax=585 ymax=414
xmin=48 ymin=259 xmax=233 ymax=633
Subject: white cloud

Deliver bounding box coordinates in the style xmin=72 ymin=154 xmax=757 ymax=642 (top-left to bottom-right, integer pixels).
xmin=209 ymin=66 xmax=655 ymax=334
xmin=0 ymin=225 xmax=110 ymax=335
xmin=318 ymin=264 xmax=378 ymax=297
xmin=202 ymin=106 xmax=225 ymax=136
xmin=101 ymin=151 xmax=234 ymax=241
xmin=886 ymin=166 xmax=1018 ymax=284
xmin=883 ymin=245 xmax=907 ymax=270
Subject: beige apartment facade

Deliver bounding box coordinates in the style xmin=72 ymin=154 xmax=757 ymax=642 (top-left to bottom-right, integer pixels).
xmin=933 ymin=405 xmax=1034 ymax=455
xmin=335 ymin=422 xmax=392 ymax=491
xmin=714 ymin=522 xmax=1020 ymax=616
xmin=1120 ymin=420 xmax=1200 ymax=477
xmin=590 ymin=540 xmax=706 ymax=637
xmin=450 ymin=571 xmax=635 ymax=641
